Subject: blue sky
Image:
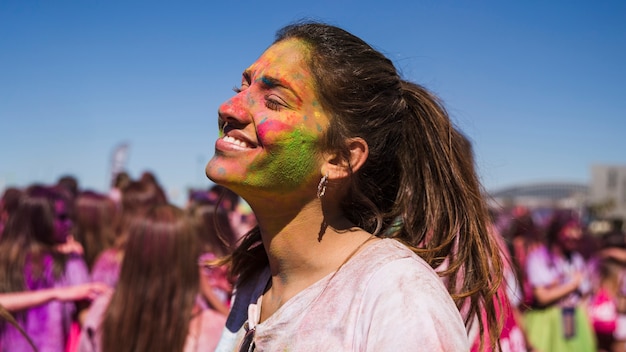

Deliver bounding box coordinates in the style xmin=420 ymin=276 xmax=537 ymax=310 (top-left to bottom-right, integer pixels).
xmin=1 ymin=1 xmax=625 ymax=206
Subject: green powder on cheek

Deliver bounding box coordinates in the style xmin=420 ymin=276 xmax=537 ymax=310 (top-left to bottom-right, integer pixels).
xmin=247 ymin=129 xmax=319 ymax=191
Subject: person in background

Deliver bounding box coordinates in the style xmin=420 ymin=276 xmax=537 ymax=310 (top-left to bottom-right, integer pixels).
xmin=205 ymin=185 xmax=238 ymax=210
xmin=587 ymin=230 xmax=626 ymax=352
xmin=230 ymin=200 xmax=257 ymax=241
xmin=524 ymin=210 xmax=596 ymax=351
xmin=208 ymin=21 xmax=503 ymax=351
xmin=139 ymin=170 xmax=168 ymax=205
xmin=454 ymin=132 xmax=529 ymax=352
xmin=189 ymin=200 xmax=237 ymax=315
xmin=190 ymin=185 xmax=255 ymax=241
xmin=503 ymin=207 xmax=544 ymax=311
xmin=90 ymin=180 xmax=165 ymax=288
xmin=0 ymin=184 xmax=90 ymax=351
xmin=79 ymin=204 xmax=226 ymax=352
xmin=56 ymin=175 xmax=80 ymax=202
xmin=108 ymin=171 xmax=131 ymax=209
xmin=0 ymin=283 xmax=108 ymax=312
xmin=188 ymin=200 xmax=237 ymax=259
xmin=73 ymin=191 xmax=119 ymax=271
xmin=0 ymin=187 xmax=22 ymax=238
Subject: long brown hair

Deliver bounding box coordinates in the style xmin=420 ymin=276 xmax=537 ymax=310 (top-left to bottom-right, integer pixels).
xmin=0 ymin=185 xmax=70 ymax=334
xmin=0 ymin=185 xmax=69 ymax=293
xmin=74 ymin=190 xmax=118 ymax=270
xmin=229 ymin=21 xmax=504 ymax=349
xmin=114 ymin=180 xmax=166 ymax=249
xmin=189 ymin=202 xmax=236 ymax=258
xmin=101 ymin=204 xmax=200 ymax=352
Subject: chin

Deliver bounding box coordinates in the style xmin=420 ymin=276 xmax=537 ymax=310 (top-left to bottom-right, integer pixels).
xmin=205 ymin=159 xmax=226 ymax=183
xmin=205 ymin=163 xmax=241 ymax=191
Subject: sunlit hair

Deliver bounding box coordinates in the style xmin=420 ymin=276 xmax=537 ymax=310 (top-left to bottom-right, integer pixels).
xmin=101 ymin=204 xmax=200 ymax=352
xmin=74 ymin=190 xmax=118 ymax=269
xmin=229 ymin=21 xmax=504 ymax=349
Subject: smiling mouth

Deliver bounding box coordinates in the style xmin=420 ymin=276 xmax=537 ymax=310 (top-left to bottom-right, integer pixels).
xmin=222 ymin=135 xmax=252 ymax=148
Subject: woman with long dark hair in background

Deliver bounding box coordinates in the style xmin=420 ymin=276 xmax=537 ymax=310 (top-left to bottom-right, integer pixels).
xmin=79 ymin=204 xmax=226 ymax=352
xmin=0 ymin=185 xmax=91 ymax=351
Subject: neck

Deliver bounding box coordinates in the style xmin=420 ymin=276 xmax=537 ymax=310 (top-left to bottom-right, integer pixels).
xmin=247 ymin=196 xmax=374 ymax=320
xmin=251 ymin=198 xmax=360 ymax=276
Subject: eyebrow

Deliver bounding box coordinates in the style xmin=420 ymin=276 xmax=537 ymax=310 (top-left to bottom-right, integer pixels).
xmin=253 ymin=72 xmax=303 ymax=104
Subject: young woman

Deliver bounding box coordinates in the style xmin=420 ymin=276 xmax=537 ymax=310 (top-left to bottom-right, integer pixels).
xmin=0 ymin=184 xmax=90 ymax=351
xmin=189 ymin=201 xmax=236 ymax=315
xmin=524 ymin=210 xmax=596 ymax=351
xmin=90 ymin=179 xmax=165 ymax=288
xmin=73 ymin=190 xmax=119 ymax=271
xmin=0 ymin=187 xmax=22 ymax=238
xmin=79 ymin=204 xmax=226 ymax=352
xmin=207 ymin=21 xmax=504 ymax=351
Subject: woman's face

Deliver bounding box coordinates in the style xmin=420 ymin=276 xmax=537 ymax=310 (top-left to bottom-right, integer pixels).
xmin=558 ymin=221 xmax=582 ymax=251
xmin=53 ymin=200 xmax=72 ymax=243
xmin=206 ymin=39 xmax=329 ymax=199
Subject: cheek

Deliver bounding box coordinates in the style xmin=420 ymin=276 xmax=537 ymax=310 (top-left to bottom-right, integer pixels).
xmin=247 ymin=129 xmax=320 ymax=188
xmin=257 ymin=118 xmax=292 ymax=143
xmin=256 ymin=112 xmax=320 ymax=144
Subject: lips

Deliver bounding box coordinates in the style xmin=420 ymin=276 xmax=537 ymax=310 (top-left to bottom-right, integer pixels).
xmin=223 ymin=135 xmax=251 ymax=148
xmin=216 ymin=129 xmax=258 ymax=152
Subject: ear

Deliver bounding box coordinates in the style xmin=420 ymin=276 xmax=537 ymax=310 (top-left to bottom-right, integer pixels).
xmin=321 ymin=137 xmax=369 ymax=180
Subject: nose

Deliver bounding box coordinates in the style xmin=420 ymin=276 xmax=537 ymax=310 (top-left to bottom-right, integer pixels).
xmin=217 ymin=91 xmax=253 ymax=131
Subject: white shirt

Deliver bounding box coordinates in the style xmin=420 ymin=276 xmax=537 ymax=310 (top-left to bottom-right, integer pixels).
xmin=215 ymin=238 xmax=469 ymax=351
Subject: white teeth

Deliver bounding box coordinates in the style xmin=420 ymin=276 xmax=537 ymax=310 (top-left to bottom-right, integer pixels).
xmin=223 ymin=135 xmax=250 ymax=148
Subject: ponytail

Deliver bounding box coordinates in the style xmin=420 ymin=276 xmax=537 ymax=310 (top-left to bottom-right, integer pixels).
xmin=392 ymin=81 xmax=504 ymax=349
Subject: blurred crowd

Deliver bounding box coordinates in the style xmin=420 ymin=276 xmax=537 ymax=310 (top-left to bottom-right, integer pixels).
xmin=491 ymin=205 xmax=626 ymax=352
xmin=2 ymin=171 xmax=626 ymax=351
xmin=0 ymin=171 xmax=256 ymax=352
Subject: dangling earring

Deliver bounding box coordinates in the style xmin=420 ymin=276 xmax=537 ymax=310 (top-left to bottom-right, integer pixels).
xmin=317 ymin=172 xmax=329 ymax=198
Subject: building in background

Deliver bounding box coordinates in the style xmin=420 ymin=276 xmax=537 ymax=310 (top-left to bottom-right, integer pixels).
xmin=489 ymin=164 xmax=626 ymax=234
xmin=589 ymin=164 xmax=626 ymax=229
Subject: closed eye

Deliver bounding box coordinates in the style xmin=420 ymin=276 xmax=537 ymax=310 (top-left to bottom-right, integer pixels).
xmin=265 ymin=95 xmax=286 ymax=111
